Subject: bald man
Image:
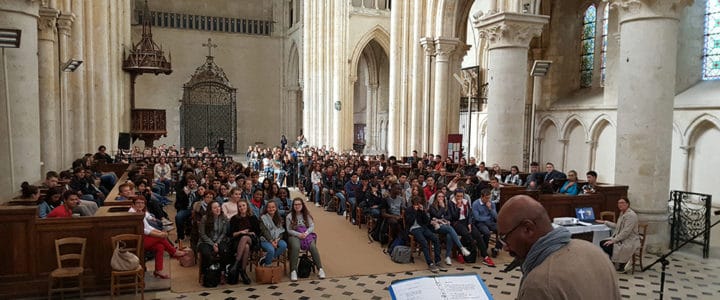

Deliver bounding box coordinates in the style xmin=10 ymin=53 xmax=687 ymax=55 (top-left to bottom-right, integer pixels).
xmin=497 ymin=195 xmax=620 ymax=300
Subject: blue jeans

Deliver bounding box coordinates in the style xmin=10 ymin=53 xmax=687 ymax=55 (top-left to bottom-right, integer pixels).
xmin=436 ymin=224 xmax=463 ymax=258
xmin=313 ymin=184 xmax=321 ymax=204
xmin=260 ymin=240 xmax=288 ymax=266
xmin=274 ymin=169 xmax=286 ymax=187
xmin=410 ymin=226 xmax=441 ymax=266
xmin=341 ymin=197 xmax=357 ymax=218
xmin=175 ymin=209 xmax=192 ymax=240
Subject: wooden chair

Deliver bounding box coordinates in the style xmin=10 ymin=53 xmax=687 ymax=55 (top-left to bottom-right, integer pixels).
xmin=600 ymin=211 xmax=616 ymax=223
xmin=48 ymin=237 xmax=86 ymax=300
xmin=110 ymin=234 xmax=145 ymax=300
xmin=631 ymin=223 xmax=649 ymax=274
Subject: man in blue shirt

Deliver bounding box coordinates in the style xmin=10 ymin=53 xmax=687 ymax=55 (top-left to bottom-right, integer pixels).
xmin=344 ymin=173 xmax=362 ymax=224
xmin=472 ymin=188 xmax=502 ymax=257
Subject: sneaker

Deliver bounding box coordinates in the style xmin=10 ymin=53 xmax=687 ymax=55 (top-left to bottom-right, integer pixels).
xmin=445 ymin=256 xmax=452 ymax=266
xmin=351 ymin=218 xmax=356 ymax=225
xmin=290 ymin=270 xmax=298 ymax=282
xmin=343 ymin=211 xmax=347 ymax=217
xmin=163 ymin=225 xmax=175 ymax=232
xmin=461 ymin=247 xmax=471 ymax=257
xmin=456 ymin=254 xmax=465 ymax=264
xmin=318 ymin=268 xmax=326 ymax=279
xmin=315 ymin=203 xmax=320 ymax=207
xmin=491 ymin=248 xmax=499 ymax=258
xmin=162 ymin=218 xmax=174 ymax=226
xmin=482 ymin=256 xmax=496 ymax=267
xmin=258 ymin=257 xmax=266 ymax=266
xmin=429 ymin=264 xmax=439 ymax=273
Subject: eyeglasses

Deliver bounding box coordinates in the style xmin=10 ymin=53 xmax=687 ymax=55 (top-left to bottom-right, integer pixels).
xmin=498 ymin=219 xmax=530 ymax=246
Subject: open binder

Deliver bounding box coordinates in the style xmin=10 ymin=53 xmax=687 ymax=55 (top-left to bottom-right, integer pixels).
xmin=389 ymin=273 xmax=493 ymax=300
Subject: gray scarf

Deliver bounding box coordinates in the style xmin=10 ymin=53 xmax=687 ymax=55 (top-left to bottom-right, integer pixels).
xmin=521 ymin=227 xmax=571 ymax=281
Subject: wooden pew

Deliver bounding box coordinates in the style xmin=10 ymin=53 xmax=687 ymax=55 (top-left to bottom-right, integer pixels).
xmin=497 ymin=184 xmax=628 ymax=220
xmin=0 ymin=206 xmax=143 ymax=298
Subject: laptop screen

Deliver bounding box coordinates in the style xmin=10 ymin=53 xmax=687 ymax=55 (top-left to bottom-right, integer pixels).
xmin=575 ymin=207 xmax=596 ymax=222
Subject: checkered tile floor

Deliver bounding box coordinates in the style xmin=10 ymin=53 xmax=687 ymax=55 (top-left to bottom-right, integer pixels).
xmin=91 ymin=250 xmax=720 ymax=300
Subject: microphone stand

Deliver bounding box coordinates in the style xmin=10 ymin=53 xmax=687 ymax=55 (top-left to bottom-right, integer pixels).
xmin=643 ymin=218 xmax=720 ymax=300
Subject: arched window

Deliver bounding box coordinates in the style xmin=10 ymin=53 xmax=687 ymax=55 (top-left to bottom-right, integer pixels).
xmin=704 ymin=0 xmax=720 ymax=80
xmin=601 ymin=3 xmax=609 ymax=85
xmin=581 ymin=5 xmax=597 ymax=88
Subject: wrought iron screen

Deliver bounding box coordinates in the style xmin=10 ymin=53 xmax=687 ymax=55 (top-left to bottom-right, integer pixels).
xmin=669 ymin=190 xmax=712 ymax=258
xmin=181 ymin=55 xmax=237 ymax=153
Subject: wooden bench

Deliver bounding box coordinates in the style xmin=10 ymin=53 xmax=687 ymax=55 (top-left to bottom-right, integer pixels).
xmin=497 ymin=184 xmax=628 ymax=220
xmin=0 ymin=206 xmax=143 ymax=298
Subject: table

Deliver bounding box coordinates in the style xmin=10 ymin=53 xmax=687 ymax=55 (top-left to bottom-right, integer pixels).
xmin=553 ymin=223 xmax=611 ymax=246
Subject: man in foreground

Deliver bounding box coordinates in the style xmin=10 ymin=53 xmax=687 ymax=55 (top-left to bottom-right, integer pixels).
xmin=497 ymin=195 xmax=620 ymax=299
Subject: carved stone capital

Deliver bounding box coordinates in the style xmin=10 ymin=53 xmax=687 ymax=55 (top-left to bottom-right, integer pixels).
xmin=609 ymin=0 xmax=694 ymax=23
xmin=38 ymin=7 xmax=59 ymax=41
xmin=434 ymin=38 xmax=460 ymax=62
xmin=419 ymin=37 xmax=435 ymax=56
xmin=57 ymin=13 xmax=75 ymax=35
xmin=475 ymin=12 xmax=549 ymax=50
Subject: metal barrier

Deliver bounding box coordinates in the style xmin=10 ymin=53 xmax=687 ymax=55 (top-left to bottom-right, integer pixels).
xmin=669 ymin=190 xmax=712 ymax=258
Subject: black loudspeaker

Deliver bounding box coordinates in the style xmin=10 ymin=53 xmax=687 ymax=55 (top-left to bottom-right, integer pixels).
xmin=118 ymin=132 xmax=131 ymax=150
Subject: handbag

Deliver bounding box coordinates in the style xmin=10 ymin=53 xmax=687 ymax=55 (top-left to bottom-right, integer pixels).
xmin=111 ymin=241 xmax=140 ymax=271
xmin=255 ymin=264 xmax=283 ymax=284
xmin=178 ymin=247 xmax=196 ymax=267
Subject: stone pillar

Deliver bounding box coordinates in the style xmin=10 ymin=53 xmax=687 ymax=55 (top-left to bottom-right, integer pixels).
xmin=93 ymin=0 xmax=110 ymax=147
xmin=419 ymin=37 xmax=434 ymax=153
xmin=387 ymin=0 xmax=403 ymax=155
xmin=476 ymin=12 xmax=548 ymax=167
xmin=0 ymin=0 xmax=42 ymax=199
xmin=70 ymin=0 xmax=86 ymax=158
xmin=365 ymin=83 xmax=379 ymax=153
xmin=611 ymin=0 xmax=693 ymax=253
xmin=431 ymin=38 xmax=457 ymax=157
xmin=38 ymin=7 xmax=60 ymax=173
xmin=57 ymin=12 xmax=74 ymax=166
xmin=408 ymin=1 xmax=423 ymax=155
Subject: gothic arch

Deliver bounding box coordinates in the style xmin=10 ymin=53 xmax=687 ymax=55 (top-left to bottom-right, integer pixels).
xmin=287 ymin=41 xmax=300 ymax=85
xmin=561 ymin=115 xmax=589 ymax=141
xmin=684 ymin=113 xmax=720 ymax=145
xmin=434 ymin=0 xmax=474 ymax=40
xmin=589 ymin=114 xmax=615 ymax=141
xmin=349 ymin=26 xmax=390 ymax=78
xmin=536 ymin=115 xmax=561 ymax=138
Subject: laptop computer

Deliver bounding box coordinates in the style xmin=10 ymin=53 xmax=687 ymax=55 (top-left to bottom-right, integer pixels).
xmin=575 ymin=207 xmax=599 ymax=224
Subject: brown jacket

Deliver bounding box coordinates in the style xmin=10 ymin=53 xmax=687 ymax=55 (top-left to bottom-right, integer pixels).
xmin=606 ymin=208 xmax=641 ymax=263
xmin=519 ymin=239 xmax=621 ymax=300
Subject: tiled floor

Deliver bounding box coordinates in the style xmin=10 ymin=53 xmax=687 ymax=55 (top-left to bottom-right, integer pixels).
xmin=93 ymin=250 xmax=720 ymax=300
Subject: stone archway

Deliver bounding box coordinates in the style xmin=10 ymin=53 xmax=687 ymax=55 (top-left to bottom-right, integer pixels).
xmin=352 ymin=39 xmax=390 ymax=154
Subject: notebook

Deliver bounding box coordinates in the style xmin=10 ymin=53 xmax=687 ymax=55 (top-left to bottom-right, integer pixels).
xmin=575 ymin=207 xmax=597 ymax=223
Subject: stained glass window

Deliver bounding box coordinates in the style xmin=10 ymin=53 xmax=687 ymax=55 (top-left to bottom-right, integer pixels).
xmin=601 ymin=3 xmax=609 ymax=85
xmin=704 ymin=0 xmax=720 ymax=80
xmin=581 ymin=5 xmax=596 ymax=88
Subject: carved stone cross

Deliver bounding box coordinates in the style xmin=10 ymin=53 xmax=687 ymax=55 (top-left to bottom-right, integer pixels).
xmin=202 ymin=38 xmax=217 ymax=57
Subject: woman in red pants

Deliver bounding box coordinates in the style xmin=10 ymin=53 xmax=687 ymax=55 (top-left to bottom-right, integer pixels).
xmin=129 ymin=197 xmax=186 ymax=279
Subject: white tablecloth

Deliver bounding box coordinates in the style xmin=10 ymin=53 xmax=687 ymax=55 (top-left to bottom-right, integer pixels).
xmin=553 ymin=223 xmax=612 ymax=246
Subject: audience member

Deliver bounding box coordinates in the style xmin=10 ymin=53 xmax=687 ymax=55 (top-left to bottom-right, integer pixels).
xmin=597 ymin=198 xmax=641 ymax=273
xmin=286 ymin=198 xmax=325 ymax=281
xmin=558 ymin=170 xmax=580 ymax=195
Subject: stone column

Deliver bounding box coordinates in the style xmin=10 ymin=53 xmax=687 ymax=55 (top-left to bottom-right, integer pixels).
xmin=408 ymin=0 xmax=424 ymax=155
xmin=419 ymin=37 xmax=434 ymax=153
xmin=611 ymin=0 xmax=693 ymax=253
xmin=70 ymin=0 xmax=86 ymax=158
xmin=365 ymin=83 xmax=379 ymax=153
xmin=93 ymin=0 xmax=110 ymax=147
xmin=0 ymin=0 xmax=42 ymax=199
xmin=38 ymin=7 xmax=60 ymax=173
xmin=57 ymin=12 xmax=74 ymax=166
xmin=430 ymin=38 xmax=457 ymax=157
xmin=475 ymin=12 xmax=548 ymax=167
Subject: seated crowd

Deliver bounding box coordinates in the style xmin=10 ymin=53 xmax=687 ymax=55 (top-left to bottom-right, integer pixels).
xmin=12 ymin=140 xmax=627 ymax=290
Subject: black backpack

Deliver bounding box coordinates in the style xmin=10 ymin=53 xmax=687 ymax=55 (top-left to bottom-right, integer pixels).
xmin=297 ymin=254 xmax=316 ymax=278
xmin=225 ymin=263 xmax=240 ymax=285
xmin=461 ymin=237 xmax=477 ymax=263
xmin=202 ymin=263 xmax=222 ymax=288
xmin=371 ymin=218 xmax=389 ymax=245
